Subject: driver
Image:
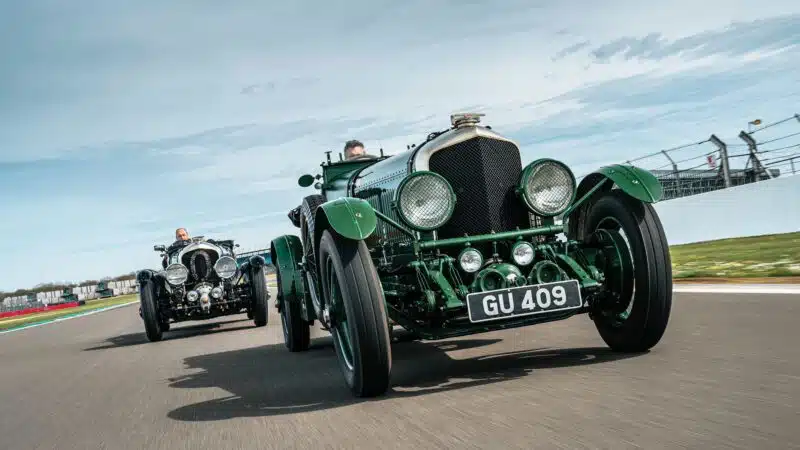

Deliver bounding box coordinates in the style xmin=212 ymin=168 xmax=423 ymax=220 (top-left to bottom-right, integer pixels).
xmin=162 ymin=228 xmax=191 ymax=268
xmin=175 ymin=227 xmax=190 ymax=242
xmin=287 ymin=140 xmax=377 ymax=226
xmin=343 ymin=139 xmax=377 ymax=161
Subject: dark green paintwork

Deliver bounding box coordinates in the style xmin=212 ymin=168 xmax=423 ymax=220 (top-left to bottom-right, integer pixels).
xmin=317 ymin=197 xmax=378 ymax=240
xmin=417 ymin=224 xmax=563 ymax=250
xmin=284 ymin=126 xmax=652 ymax=342
xmin=298 ymin=174 xmax=315 ymax=187
xmin=270 ymin=234 xmax=313 ymax=321
xmin=591 ymin=164 xmax=663 ymax=203
xmin=471 ymin=263 xmax=526 ymax=292
xmin=320 ymin=159 xmax=380 ymax=201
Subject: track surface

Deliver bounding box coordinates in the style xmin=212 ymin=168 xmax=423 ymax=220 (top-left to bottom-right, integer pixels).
xmin=1 ymin=289 xmax=798 ymax=449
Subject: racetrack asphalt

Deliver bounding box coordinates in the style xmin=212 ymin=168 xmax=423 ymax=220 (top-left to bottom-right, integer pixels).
xmin=1 ymin=288 xmax=798 ymax=449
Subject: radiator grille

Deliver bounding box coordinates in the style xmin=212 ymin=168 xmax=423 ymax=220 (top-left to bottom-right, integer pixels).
xmin=182 ymin=250 xmax=219 ymax=282
xmin=429 ymin=136 xmax=529 ymax=240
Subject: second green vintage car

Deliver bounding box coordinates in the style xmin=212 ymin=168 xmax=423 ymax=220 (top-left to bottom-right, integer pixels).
xmin=270 ymin=113 xmax=672 ymax=397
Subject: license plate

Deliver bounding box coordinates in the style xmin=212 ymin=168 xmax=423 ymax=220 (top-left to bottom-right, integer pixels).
xmin=466 ymin=280 xmax=583 ymax=323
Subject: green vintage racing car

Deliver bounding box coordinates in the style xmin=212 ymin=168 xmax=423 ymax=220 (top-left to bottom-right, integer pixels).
xmin=270 ymin=113 xmax=672 ymax=397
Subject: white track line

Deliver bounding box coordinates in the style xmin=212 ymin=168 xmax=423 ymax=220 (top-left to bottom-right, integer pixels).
xmin=674 ymin=284 xmax=800 ymax=294
xmin=0 ymin=301 xmax=139 ymax=335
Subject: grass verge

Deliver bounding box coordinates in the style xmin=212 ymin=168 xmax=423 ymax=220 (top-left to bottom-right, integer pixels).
xmin=0 ymin=294 xmax=138 ymax=331
xmin=670 ymin=232 xmax=800 ymax=282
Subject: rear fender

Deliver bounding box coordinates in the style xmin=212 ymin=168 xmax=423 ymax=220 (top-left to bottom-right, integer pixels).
xmin=271 ymin=235 xmax=314 ymax=322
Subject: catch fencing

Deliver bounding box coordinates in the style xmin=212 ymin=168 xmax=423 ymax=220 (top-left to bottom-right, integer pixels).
xmin=578 ymin=113 xmax=800 ymax=200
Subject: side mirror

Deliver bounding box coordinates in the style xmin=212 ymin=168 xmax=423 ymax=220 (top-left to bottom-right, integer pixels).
xmin=235 ymin=244 xmax=240 ymax=248
xmin=298 ymin=174 xmax=315 ymax=187
xmin=154 ymin=245 xmax=166 ymax=252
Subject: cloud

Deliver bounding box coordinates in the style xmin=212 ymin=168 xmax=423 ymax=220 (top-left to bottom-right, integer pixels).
xmin=240 ymin=77 xmax=319 ymax=96
xmin=552 ymin=40 xmax=592 ymax=61
xmin=586 ymin=14 xmax=800 ymax=63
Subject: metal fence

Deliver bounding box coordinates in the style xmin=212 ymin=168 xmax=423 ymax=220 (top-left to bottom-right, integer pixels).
xmin=578 ymin=113 xmax=800 ymax=201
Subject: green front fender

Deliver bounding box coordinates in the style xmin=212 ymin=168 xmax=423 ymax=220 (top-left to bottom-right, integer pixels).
xmin=315 ymin=197 xmax=378 ymax=241
xmin=565 ymin=164 xmax=663 ymax=240
xmin=576 ymin=164 xmax=664 ymax=204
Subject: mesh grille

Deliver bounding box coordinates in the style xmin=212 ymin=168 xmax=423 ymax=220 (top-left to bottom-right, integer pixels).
xmin=398 ymin=175 xmax=453 ymax=229
xmin=429 ymin=136 xmax=529 ymax=240
xmin=524 ymin=162 xmax=574 ymax=215
xmin=182 ymin=250 xmax=219 ymax=281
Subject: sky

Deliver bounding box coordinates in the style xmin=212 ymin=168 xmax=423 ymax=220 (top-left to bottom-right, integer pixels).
xmin=0 ymin=1 xmax=799 ymax=291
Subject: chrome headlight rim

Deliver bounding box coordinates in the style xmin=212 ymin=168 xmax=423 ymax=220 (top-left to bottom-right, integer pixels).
xmin=164 ymin=263 xmax=189 ymax=286
xmin=458 ymin=247 xmax=484 ymax=273
xmin=511 ymin=241 xmax=535 ymax=266
xmin=394 ymin=170 xmax=457 ymax=231
xmin=213 ymin=256 xmax=238 ymax=280
xmin=519 ymin=158 xmax=577 ymax=217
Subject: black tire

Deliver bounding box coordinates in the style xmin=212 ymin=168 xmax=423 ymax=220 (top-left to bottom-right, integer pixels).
xmin=251 ymin=265 xmax=269 ymax=327
xmin=319 ymin=229 xmax=391 ymax=397
xmin=139 ymin=280 xmax=163 ymax=342
xmin=300 ymin=195 xmax=326 ymax=308
xmin=300 ymin=195 xmax=326 ymax=258
xmin=585 ymin=190 xmax=672 ymax=352
xmin=277 ymin=261 xmax=312 ymax=352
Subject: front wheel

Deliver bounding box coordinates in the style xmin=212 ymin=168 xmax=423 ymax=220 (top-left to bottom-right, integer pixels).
xmin=319 ymin=229 xmax=391 ymax=397
xmin=585 ymin=190 xmax=672 ymax=352
xmin=139 ymin=280 xmax=163 ymax=342
xmin=251 ymin=265 xmax=269 ymax=327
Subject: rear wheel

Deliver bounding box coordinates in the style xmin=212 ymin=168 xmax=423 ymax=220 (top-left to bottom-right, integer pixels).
xmin=585 ymin=190 xmax=672 ymax=352
xmin=300 ymin=195 xmax=326 ymax=306
xmin=251 ymin=265 xmax=269 ymax=327
xmin=139 ymin=280 xmax=163 ymax=342
xmin=319 ymin=229 xmax=391 ymax=397
xmin=276 ymin=258 xmax=311 ymax=352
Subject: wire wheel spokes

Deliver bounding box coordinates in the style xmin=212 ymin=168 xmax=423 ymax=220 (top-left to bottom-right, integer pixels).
xmin=594 ymin=216 xmax=636 ymax=326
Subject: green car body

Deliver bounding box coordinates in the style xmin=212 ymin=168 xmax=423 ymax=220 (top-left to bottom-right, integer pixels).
xmin=271 ymin=113 xmax=673 ymax=397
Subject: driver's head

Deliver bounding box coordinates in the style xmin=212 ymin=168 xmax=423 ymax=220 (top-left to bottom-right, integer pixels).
xmin=343 ymin=140 xmax=365 ymax=160
xmin=175 ymin=228 xmax=189 ymax=241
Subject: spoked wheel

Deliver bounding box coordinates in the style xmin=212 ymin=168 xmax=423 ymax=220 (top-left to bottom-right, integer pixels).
xmin=139 ymin=280 xmax=163 ymax=342
xmin=276 ymin=259 xmax=311 ymax=352
xmin=319 ymin=229 xmax=391 ymax=397
xmin=584 ymin=190 xmax=672 ymax=352
xmin=300 ymin=195 xmax=326 ymax=312
xmin=251 ymin=265 xmax=269 ymax=327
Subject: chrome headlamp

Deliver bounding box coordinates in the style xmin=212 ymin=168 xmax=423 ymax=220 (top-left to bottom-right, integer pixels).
xmin=511 ymin=241 xmax=535 ymax=266
xmin=519 ymin=159 xmax=576 ymax=217
xmin=164 ymin=264 xmax=189 ymax=285
xmin=458 ymin=247 xmax=483 ymax=273
xmin=214 ymin=256 xmax=238 ymax=279
xmin=395 ymin=171 xmax=456 ymax=231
